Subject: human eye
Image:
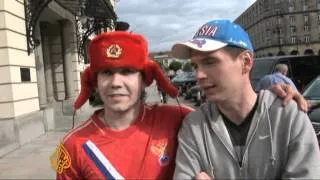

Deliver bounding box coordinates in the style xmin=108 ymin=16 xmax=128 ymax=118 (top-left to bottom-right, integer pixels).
xmin=120 ymin=69 xmax=136 ymax=75
xmin=203 ymin=58 xmax=216 ymax=65
xmin=101 ymin=70 xmax=113 ymax=76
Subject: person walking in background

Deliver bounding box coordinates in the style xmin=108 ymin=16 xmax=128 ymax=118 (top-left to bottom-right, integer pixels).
xmin=157 ymin=85 xmax=168 ymax=103
xmin=256 ymin=63 xmax=297 ymax=91
xmin=171 ymin=19 xmax=320 ymax=179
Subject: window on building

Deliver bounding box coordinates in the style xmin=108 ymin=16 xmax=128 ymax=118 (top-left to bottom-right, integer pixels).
xmin=304 ymin=25 xmax=309 ymax=32
xmin=267 ymin=38 xmax=272 ymax=46
xmin=303 ymin=3 xmax=308 ymax=11
xmin=20 ymin=68 xmax=31 ymax=82
xmin=266 ymin=29 xmax=270 ymax=37
xmin=289 ymin=4 xmax=294 ymax=12
xmin=305 ymin=35 xmax=310 ymax=43
xmin=318 ymin=13 xmax=320 ymax=23
xmin=290 ymin=26 xmax=296 ymax=33
xmin=265 ymin=4 xmax=269 ymax=12
xmin=291 ymin=36 xmax=297 ymax=44
xmin=318 ymin=0 xmax=320 ymax=9
xmin=277 ymin=17 xmax=282 ymax=25
xmin=290 ymin=16 xmax=295 ymax=24
xmin=279 ymin=28 xmax=283 ymax=34
xmin=304 ymin=15 xmax=309 ymax=23
xmin=280 ymin=38 xmax=284 ymax=45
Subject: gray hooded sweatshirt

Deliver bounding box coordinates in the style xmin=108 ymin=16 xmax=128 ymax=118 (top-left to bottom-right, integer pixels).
xmin=174 ymin=90 xmax=320 ymax=179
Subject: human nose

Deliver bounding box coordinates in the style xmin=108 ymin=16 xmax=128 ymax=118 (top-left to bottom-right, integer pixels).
xmin=196 ymin=66 xmax=207 ymax=80
xmin=110 ymin=73 xmax=123 ymax=87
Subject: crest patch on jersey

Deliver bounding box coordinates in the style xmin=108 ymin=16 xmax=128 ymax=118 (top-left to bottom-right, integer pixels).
xmin=50 ymin=142 xmax=71 ymax=174
xmin=150 ymin=139 xmax=170 ymax=166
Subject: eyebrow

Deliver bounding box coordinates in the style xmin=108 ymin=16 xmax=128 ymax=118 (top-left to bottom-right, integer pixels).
xmin=199 ymin=56 xmax=219 ymax=63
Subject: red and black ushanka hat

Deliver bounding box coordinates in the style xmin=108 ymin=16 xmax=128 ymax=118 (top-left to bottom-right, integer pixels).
xmin=74 ymin=31 xmax=178 ymax=110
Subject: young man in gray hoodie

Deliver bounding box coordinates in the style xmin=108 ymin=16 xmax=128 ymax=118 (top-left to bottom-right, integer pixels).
xmin=171 ymin=19 xmax=320 ymax=179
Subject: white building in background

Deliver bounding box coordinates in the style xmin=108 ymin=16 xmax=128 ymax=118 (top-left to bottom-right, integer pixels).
xmin=149 ymin=51 xmax=189 ymax=69
xmin=0 ymin=0 xmax=116 ymax=156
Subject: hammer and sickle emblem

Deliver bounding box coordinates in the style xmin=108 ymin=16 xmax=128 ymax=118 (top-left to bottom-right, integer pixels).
xmin=106 ymin=44 xmax=122 ymax=59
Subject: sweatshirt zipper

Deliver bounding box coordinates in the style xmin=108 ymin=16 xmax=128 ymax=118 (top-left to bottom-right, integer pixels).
xmin=239 ymin=113 xmax=261 ymax=178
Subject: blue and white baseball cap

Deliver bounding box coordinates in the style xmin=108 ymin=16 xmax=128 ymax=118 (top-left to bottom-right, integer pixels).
xmin=171 ymin=19 xmax=254 ymax=59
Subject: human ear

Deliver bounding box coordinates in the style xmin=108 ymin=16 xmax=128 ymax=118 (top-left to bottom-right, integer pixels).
xmin=240 ymin=51 xmax=253 ymax=74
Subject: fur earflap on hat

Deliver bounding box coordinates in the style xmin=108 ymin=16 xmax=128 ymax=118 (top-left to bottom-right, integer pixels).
xmin=74 ymin=31 xmax=178 ymax=110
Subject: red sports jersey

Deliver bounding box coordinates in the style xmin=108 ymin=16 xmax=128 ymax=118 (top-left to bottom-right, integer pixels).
xmin=56 ymin=103 xmax=193 ymax=180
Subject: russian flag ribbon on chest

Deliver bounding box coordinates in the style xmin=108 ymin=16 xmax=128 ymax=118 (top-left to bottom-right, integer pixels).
xmin=83 ymin=140 xmax=125 ymax=180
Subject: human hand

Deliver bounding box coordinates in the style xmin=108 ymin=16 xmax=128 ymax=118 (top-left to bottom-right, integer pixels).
xmin=270 ymin=84 xmax=308 ymax=112
xmin=194 ymin=172 xmax=214 ymax=180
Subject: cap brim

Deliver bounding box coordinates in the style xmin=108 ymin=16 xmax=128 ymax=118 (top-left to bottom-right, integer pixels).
xmin=171 ymin=38 xmax=228 ymax=59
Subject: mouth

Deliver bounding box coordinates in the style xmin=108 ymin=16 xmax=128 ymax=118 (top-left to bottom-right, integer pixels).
xmin=109 ymin=93 xmax=126 ymax=96
xmin=201 ymin=85 xmax=216 ymax=91
xmin=108 ymin=94 xmax=128 ymax=98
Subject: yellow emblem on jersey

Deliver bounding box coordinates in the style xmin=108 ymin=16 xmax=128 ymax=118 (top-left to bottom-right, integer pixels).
xmin=106 ymin=44 xmax=122 ymax=59
xmin=150 ymin=139 xmax=170 ymax=166
xmin=150 ymin=140 xmax=168 ymax=156
xmin=50 ymin=142 xmax=71 ymax=174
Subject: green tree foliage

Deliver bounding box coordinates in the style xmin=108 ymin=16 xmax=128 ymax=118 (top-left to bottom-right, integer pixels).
xmin=169 ymin=60 xmax=182 ymax=72
xmin=182 ymin=61 xmax=193 ymax=72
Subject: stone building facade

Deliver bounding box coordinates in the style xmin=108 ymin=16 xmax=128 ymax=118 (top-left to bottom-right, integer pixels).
xmin=235 ymin=0 xmax=320 ymax=57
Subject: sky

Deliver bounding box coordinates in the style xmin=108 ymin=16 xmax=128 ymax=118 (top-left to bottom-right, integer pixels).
xmin=114 ymin=0 xmax=256 ymax=53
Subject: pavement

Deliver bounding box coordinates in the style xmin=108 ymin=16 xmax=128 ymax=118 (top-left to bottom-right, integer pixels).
xmin=0 ymin=83 xmax=196 ymax=179
xmin=0 ymin=132 xmax=65 ymax=179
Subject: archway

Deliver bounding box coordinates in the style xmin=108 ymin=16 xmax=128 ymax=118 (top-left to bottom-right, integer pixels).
xmin=304 ymin=49 xmax=314 ymax=55
xmin=290 ymin=50 xmax=299 ymax=55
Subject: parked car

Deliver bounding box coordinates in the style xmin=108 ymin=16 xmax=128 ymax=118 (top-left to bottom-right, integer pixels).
xmin=184 ymin=85 xmax=206 ymax=106
xmin=302 ymin=76 xmax=320 ymax=146
xmin=251 ymin=55 xmax=320 ymax=92
xmin=303 ymin=75 xmax=320 ymax=108
xmin=171 ymin=71 xmax=197 ymax=85
xmin=184 ymin=85 xmax=201 ymax=101
xmin=171 ymin=71 xmax=197 ymax=95
xmin=303 ymin=76 xmax=320 ymax=132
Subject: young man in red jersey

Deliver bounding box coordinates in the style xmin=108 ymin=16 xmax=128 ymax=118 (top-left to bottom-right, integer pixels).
xmin=55 ymin=31 xmax=193 ymax=179
xmin=54 ymin=31 xmax=308 ymax=179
